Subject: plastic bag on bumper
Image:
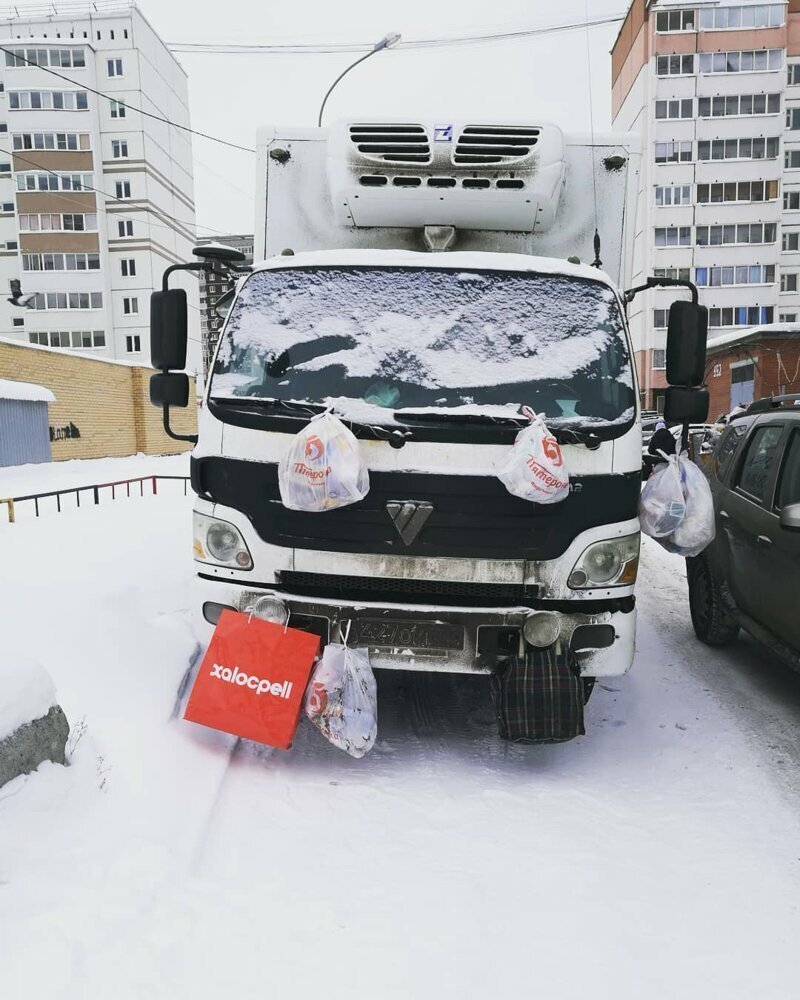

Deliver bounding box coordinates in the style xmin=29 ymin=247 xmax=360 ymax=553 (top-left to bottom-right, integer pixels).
xmin=660 ymin=454 xmax=715 ymax=557
xmin=496 ymin=408 xmax=570 ymax=504
xmin=305 ymin=642 xmax=377 ymax=758
xmin=279 ymin=410 xmax=369 ymax=512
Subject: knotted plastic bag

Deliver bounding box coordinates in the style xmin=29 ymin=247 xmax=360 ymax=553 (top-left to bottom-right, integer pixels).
xmin=660 ymin=454 xmax=715 ymax=557
xmin=304 ymin=640 xmax=377 ymax=758
xmin=496 ymin=408 xmax=570 ymax=504
xmin=639 ymin=453 xmax=685 ymax=538
xmin=278 ymin=410 xmax=369 ymax=512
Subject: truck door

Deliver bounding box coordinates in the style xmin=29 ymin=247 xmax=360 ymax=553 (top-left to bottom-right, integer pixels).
xmin=754 ymin=427 xmax=800 ymax=650
xmin=719 ymin=423 xmax=785 ymax=621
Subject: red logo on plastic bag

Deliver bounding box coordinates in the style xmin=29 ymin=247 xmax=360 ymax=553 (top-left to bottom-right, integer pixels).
xmin=304 ymin=435 xmax=324 ymax=462
xmin=542 ymin=436 xmax=563 ymax=466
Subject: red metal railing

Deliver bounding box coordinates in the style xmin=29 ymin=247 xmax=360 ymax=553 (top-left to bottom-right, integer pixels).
xmin=1 ymin=475 xmax=190 ymax=523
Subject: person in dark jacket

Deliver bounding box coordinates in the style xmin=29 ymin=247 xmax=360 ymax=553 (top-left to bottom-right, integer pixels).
xmin=648 ymin=419 xmax=677 ymax=461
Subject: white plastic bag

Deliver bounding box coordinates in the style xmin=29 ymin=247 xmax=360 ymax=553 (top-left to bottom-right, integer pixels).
xmin=666 ymin=455 xmax=715 ymax=557
xmin=305 ymin=642 xmax=377 ymax=758
xmin=496 ymin=408 xmax=570 ymax=504
xmin=639 ymin=454 xmax=685 ymax=538
xmin=279 ymin=410 xmax=369 ymax=512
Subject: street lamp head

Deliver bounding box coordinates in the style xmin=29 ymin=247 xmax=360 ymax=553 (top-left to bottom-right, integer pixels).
xmin=374 ymin=32 xmax=401 ymax=51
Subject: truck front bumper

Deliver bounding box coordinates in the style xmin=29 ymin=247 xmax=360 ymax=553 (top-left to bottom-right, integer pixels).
xmin=195 ymin=576 xmax=636 ymax=677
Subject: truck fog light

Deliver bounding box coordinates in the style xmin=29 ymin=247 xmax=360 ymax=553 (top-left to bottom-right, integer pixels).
xmin=523 ymin=611 xmax=561 ymax=648
xmin=247 ymin=596 xmax=288 ymax=626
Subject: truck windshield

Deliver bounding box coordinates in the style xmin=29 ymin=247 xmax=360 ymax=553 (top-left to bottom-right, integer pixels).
xmin=210 ymin=266 xmax=635 ymax=425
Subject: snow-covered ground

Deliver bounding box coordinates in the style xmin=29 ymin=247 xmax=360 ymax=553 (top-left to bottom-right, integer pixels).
xmin=2 ymin=456 xmax=800 ymax=999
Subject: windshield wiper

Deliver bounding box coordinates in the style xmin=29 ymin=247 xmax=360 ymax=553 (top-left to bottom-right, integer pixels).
xmin=397 ymin=410 xmax=603 ymax=448
xmin=211 ymin=396 xmax=410 ymax=448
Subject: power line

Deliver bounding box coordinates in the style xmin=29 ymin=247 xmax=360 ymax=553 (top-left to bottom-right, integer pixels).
xmin=0 ymin=144 xmax=229 ymax=238
xmin=166 ymin=13 xmax=627 ymax=55
xmin=0 ymin=43 xmax=255 ymax=153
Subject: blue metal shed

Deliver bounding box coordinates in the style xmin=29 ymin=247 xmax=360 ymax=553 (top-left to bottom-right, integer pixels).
xmin=0 ymin=379 xmax=55 ymax=468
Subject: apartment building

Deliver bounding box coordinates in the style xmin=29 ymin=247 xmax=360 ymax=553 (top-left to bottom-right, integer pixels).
xmin=0 ymin=0 xmax=200 ymax=370
xmin=196 ymin=233 xmax=253 ymax=373
xmin=612 ymin=0 xmax=800 ymax=411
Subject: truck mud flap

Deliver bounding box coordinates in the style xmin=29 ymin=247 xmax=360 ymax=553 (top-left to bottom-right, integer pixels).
xmin=490 ymin=647 xmax=585 ymax=744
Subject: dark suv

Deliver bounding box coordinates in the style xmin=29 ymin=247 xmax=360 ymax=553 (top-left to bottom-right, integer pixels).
xmin=687 ymin=395 xmax=800 ymax=669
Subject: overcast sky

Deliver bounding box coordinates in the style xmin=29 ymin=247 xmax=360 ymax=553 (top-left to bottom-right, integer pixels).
xmin=133 ymin=0 xmax=628 ymax=238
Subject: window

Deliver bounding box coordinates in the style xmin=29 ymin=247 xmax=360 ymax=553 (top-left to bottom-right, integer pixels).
xmin=790 ymin=65 xmax=800 ymax=86
xmin=120 ymin=258 xmax=136 ymax=277
xmin=780 ymin=312 xmax=798 ymax=322
xmin=16 ymin=172 xmax=92 ymax=192
xmin=708 ymin=306 xmax=774 ymax=327
xmin=12 ymin=317 xmax=24 ymax=327
xmin=697 ymin=137 xmax=779 ymax=161
xmin=781 ymin=273 xmax=799 ymax=292
xmin=30 ymin=291 xmax=103 ymax=310
xmin=107 ymin=59 xmax=123 ymax=77
xmin=21 ymin=252 xmax=100 ymax=271
xmin=123 ymin=297 xmax=138 ymax=315
xmin=110 ymin=100 xmax=126 ymax=119
xmin=118 ymin=220 xmax=133 ymax=237
xmin=651 ymin=349 xmax=665 ymax=370
xmin=111 ymin=139 xmax=128 ymax=158
xmin=656 ymin=9 xmax=695 ymax=32
xmin=653 ymin=310 xmax=668 ymax=329
xmin=653 ymin=267 xmax=691 ymax=282
xmin=698 ymin=50 xmax=782 ymax=74
xmin=656 ymin=54 xmax=694 ymax=77
xmin=115 ymin=180 xmax=131 ymax=198
xmin=787 ymin=108 xmax=800 ymax=131
xmin=786 ymin=149 xmax=800 ymax=168
xmin=18 ymin=212 xmax=97 ymax=231
xmin=0 ymin=124 xmax=5 ymax=133
xmin=28 ymin=330 xmax=105 ymax=349
xmin=8 ymin=89 xmax=88 ymax=111
xmin=698 ymin=93 xmax=781 ymax=117
xmin=700 ymin=5 xmax=784 ymax=30
xmin=655 ymin=226 xmax=691 ymax=247
xmin=785 ymin=191 xmax=800 ymax=210
xmin=655 ymin=98 xmax=694 ymax=120
xmin=0 ymin=163 xmax=10 ymax=173
xmin=737 ymin=425 xmax=784 ymax=502
xmin=655 ymin=141 xmax=692 ymax=164
xmin=655 ymin=185 xmax=691 ymax=206
xmin=1 ymin=203 xmax=13 ymax=212
xmin=696 ymin=223 xmax=777 ymax=246
xmin=696 ymin=180 xmax=779 ymax=203
xmin=695 ymin=265 xmax=775 ymax=287
xmin=777 ymin=430 xmax=800 ymax=508
xmin=126 ymin=334 xmax=141 ymax=353
xmin=783 ymin=232 xmax=800 ymax=251
xmin=4 ymin=47 xmax=86 ymax=69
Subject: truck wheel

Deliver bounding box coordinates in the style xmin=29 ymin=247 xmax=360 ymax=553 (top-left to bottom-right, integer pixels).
xmin=687 ymin=555 xmax=739 ymax=646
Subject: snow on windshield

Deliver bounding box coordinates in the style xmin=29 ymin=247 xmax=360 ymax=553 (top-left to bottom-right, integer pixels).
xmin=212 ymin=267 xmax=634 ymax=423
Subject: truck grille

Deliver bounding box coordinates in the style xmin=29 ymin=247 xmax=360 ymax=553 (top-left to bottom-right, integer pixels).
xmin=349 ymin=123 xmax=431 ymax=164
xmin=276 ymin=571 xmax=540 ymax=607
xmin=454 ymin=125 xmax=540 ymax=165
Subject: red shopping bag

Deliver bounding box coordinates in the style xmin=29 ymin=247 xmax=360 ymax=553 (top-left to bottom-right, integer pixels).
xmin=184 ymin=609 xmax=320 ymax=749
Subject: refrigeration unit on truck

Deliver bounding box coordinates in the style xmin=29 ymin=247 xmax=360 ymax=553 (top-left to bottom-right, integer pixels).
xmin=150 ymin=118 xmax=710 ymax=740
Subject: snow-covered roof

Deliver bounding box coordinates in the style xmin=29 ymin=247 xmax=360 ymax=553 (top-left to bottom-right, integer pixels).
xmin=706 ymin=323 xmax=800 ymax=353
xmin=0 ymin=378 xmax=55 ymax=403
xmin=250 ymin=249 xmax=619 ymax=291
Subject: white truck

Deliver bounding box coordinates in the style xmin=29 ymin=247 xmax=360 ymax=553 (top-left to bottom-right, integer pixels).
xmin=150 ymin=118 xmax=710 ymax=741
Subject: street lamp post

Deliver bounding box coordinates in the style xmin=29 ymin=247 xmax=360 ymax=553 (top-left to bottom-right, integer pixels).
xmin=317 ymin=32 xmax=401 ymax=128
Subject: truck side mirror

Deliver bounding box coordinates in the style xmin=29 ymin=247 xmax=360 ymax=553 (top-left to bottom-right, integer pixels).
xmin=663 ymin=386 xmax=709 ymax=425
xmin=150 ymin=288 xmax=188 ymax=370
xmin=150 ymin=372 xmax=190 ymax=408
xmin=666 ymin=300 xmax=707 ymax=386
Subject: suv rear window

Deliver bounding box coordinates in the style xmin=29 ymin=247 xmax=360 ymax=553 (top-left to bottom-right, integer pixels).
xmin=737 ymin=425 xmax=784 ymax=503
xmin=777 ymin=429 xmax=800 ymax=508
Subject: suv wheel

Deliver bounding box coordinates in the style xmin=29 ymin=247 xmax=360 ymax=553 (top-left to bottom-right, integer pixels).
xmin=687 ymin=555 xmax=740 ymax=646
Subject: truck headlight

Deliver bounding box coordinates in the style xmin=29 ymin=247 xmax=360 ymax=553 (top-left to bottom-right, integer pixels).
xmin=568 ymin=534 xmax=639 ymax=590
xmin=193 ymin=512 xmax=252 ymax=570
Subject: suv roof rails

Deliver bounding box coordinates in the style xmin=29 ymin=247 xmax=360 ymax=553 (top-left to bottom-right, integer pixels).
xmin=747 ymin=393 xmax=800 ymax=414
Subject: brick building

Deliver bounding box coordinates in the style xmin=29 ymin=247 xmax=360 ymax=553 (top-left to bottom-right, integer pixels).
xmin=0 ymin=337 xmax=196 ymax=461
xmin=705 ymin=323 xmax=800 ymax=417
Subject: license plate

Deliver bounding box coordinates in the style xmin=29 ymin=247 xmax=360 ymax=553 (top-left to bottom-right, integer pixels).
xmin=354 ymin=619 xmax=464 ymax=652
